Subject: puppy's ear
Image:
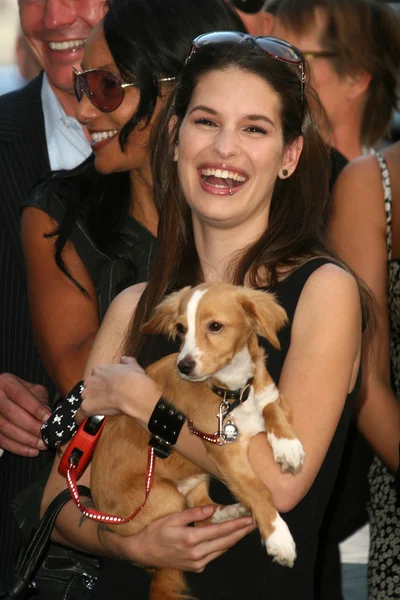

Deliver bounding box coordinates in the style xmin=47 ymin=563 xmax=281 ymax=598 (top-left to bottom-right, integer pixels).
xmin=239 ymin=289 xmax=287 ymax=349
xmin=141 ymin=286 xmax=191 ymax=337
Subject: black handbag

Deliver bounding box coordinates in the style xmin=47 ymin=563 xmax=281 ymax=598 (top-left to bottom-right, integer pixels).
xmin=1 ymin=486 xmax=98 ymax=600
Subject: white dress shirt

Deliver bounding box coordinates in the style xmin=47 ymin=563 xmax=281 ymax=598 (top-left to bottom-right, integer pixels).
xmin=41 ymin=73 xmax=92 ymax=171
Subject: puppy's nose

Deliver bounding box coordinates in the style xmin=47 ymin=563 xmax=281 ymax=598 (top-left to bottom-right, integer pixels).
xmin=177 ymin=357 xmax=196 ymax=376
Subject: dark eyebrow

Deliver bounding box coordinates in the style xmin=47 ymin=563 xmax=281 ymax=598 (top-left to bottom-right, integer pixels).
xmin=246 ymin=114 xmax=276 ymax=128
xmin=188 ymin=105 xmax=218 ymax=116
xmin=189 ymin=105 xmax=276 ymax=128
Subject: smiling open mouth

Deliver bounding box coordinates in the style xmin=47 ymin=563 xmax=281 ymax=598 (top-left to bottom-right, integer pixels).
xmin=200 ymin=168 xmax=247 ymax=190
xmin=91 ymin=130 xmax=119 ymax=144
xmin=48 ymin=39 xmax=86 ymax=52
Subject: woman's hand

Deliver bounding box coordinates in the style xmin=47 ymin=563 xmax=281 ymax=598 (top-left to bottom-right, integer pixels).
xmin=77 ymin=356 xmax=160 ymax=424
xmin=101 ymin=505 xmax=256 ymax=571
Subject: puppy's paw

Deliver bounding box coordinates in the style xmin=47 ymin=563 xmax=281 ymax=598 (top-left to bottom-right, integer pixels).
xmin=267 ymin=433 xmax=305 ymax=474
xmin=264 ymin=514 xmax=296 ymax=568
xmin=211 ymin=503 xmax=250 ymax=523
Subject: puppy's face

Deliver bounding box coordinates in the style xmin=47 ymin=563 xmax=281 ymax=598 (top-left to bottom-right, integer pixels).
xmin=142 ymin=283 xmax=287 ymax=382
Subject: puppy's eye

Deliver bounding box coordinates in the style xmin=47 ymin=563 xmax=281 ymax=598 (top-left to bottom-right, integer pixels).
xmin=176 ymin=323 xmax=186 ymax=335
xmin=208 ymin=321 xmax=223 ymax=333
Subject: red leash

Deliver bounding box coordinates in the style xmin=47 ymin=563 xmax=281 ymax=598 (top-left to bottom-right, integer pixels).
xmin=66 ymin=445 xmax=156 ymax=524
xmin=59 ymin=416 xmax=156 ymax=525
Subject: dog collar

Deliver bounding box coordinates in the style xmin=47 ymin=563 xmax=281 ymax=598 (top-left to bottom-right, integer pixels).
xmin=188 ymin=378 xmax=254 ymax=446
xmin=211 ymin=377 xmax=254 ymax=414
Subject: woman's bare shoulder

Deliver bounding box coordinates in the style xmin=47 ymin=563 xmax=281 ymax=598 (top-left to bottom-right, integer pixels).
xmin=297 ymin=262 xmax=361 ymax=325
xmin=83 ymin=283 xmax=147 ymax=372
xmin=105 ymin=282 xmax=147 ymax=321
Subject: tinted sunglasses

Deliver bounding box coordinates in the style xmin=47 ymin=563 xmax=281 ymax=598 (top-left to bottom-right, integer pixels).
xmin=73 ymin=67 xmax=176 ymax=113
xmin=187 ymin=32 xmax=306 ymax=101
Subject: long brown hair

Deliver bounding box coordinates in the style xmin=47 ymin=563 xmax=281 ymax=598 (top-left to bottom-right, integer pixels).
xmin=126 ymin=40 xmax=368 ymax=357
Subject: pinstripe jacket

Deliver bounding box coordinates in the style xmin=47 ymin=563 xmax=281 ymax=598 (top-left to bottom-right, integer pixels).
xmin=0 ymin=73 xmax=56 ymax=591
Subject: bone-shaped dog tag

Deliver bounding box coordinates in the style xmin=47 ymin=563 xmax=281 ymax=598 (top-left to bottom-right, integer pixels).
xmin=215 ymin=402 xmax=228 ymax=444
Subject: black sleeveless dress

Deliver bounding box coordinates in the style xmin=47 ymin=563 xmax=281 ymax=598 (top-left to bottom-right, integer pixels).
xmin=90 ymin=258 xmax=360 ymax=600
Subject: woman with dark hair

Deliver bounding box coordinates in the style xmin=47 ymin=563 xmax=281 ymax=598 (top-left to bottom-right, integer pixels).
xmin=20 ymin=0 xmax=246 ymax=396
xmin=42 ymin=33 xmax=366 ymax=598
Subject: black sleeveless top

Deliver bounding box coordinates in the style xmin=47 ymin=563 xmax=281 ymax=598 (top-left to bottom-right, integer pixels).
xmin=91 ymin=258 xmax=360 ymax=600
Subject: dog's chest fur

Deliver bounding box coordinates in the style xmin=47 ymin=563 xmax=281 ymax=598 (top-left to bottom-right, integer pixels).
xmin=230 ymin=383 xmax=280 ymax=442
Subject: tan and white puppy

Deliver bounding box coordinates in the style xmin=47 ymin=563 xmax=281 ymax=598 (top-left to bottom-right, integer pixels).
xmin=91 ymin=282 xmax=305 ymax=600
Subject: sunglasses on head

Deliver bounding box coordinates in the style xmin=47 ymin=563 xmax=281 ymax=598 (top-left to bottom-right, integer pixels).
xmin=186 ymin=32 xmax=306 ymax=101
xmin=73 ymin=67 xmax=176 ymax=113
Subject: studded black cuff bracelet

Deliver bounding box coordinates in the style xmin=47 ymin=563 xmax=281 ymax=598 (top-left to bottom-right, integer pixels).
xmin=148 ymin=398 xmax=186 ymax=458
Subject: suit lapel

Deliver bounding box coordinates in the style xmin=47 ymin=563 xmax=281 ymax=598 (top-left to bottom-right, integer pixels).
xmin=0 ymin=73 xmax=50 ymax=268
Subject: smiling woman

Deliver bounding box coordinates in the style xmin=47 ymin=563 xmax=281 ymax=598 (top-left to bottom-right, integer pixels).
xmin=19 ymin=0 xmax=245 ymax=396
xmin=176 ymin=68 xmax=302 ymax=231
xmin=39 ymin=33 xmax=370 ymax=600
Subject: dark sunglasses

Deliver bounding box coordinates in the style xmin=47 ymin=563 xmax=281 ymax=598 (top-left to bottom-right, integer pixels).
xmin=187 ymin=32 xmax=306 ymax=101
xmin=73 ymin=67 xmax=176 ymax=113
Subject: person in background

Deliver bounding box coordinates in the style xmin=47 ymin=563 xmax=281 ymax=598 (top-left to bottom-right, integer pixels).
xmin=229 ymin=0 xmax=270 ymax=35
xmin=0 ymin=32 xmax=41 ymax=95
xmin=262 ymin=1 xmax=400 ymax=598
xmin=20 ymin=0 xmax=245 ymax=394
xmin=0 ymin=0 xmax=106 ymax=590
xmin=16 ymin=31 xmax=41 ymax=81
xmin=329 ymin=140 xmax=400 ymax=599
xmin=264 ymin=0 xmax=400 ymax=161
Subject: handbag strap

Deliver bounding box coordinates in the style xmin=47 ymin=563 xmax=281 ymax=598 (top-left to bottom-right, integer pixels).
xmin=1 ymin=486 xmax=91 ymax=600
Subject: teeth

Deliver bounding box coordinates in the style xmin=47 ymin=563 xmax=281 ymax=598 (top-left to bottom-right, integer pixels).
xmin=91 ymin=130 xmax=118 ymax=143
xmin=48 ymin=39 xmax=86 ymax=51
xmin=201 ymin=168 xmax=246 ymax=182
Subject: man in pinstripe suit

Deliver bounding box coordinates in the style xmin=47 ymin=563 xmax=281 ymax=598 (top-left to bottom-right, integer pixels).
xmin=0 ymin=0 xmax=105 ymax=590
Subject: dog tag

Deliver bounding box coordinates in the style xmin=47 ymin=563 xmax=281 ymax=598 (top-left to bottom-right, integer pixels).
xmin=223 ymin=420 xmax=239 ymax=443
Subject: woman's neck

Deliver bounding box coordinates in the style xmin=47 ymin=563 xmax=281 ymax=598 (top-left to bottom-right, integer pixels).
xmin=129 ymin=169 xmax=158 ymax=237
xmin=193 ymin=216 xmax=268 ymax=283
xmin=323 ymin=109 xmax=364 ymax=161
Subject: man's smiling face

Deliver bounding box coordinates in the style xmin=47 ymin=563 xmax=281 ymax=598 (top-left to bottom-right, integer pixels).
xmin=19 ymin=0 xmax=106 ymax=94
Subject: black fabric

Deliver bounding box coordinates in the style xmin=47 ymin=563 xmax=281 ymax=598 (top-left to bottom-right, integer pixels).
xmin=230 ymin=0 xmax=265 ymax=13
xmin=90 ymin=258 xmax=361 ymax=600
xmin=324 ymin=147 xmax=348 ymax=230
xmin=329 ymin=147 xmax=348 ymax=192
xmin=1 ymin=485 xmax=93 ymax=600
xmin=23 ymin=167 xmax=157 ymax=322
xmin=0 ymin=73 xmax=56 ymax=592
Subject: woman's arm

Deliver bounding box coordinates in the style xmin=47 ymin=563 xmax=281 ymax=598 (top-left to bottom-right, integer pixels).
xmin=21 ymin=207 xmax=100 ymax=395
xmin=248 ymin=263 xmax=362 ymax=512
xmin=328 ymin=156 xmax=400 ymax=473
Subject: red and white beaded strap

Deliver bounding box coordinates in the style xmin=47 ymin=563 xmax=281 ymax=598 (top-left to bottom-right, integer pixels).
xmin=188 ymin=420 xmax=226 ymax=446
xmin=66 ymin=446 xmax=156 ymax=524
